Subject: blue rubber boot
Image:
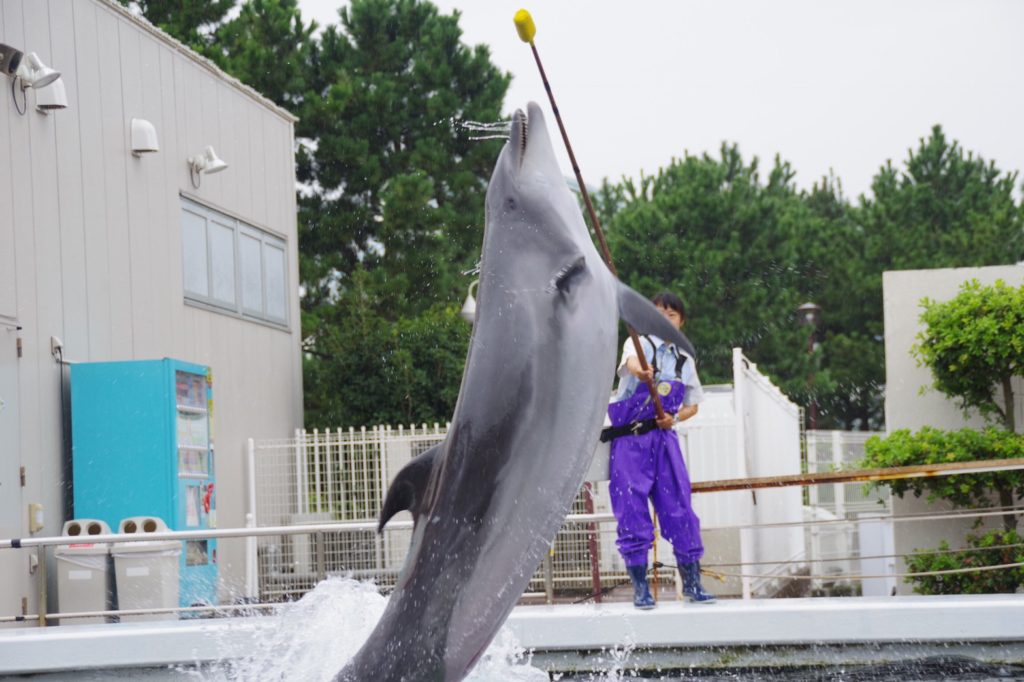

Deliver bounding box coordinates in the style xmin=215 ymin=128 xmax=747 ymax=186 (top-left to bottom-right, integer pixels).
xmin=680 ymin=561 xmax=716 ymax=604
xmin=626 ymin=564 xmax=656 ymax=610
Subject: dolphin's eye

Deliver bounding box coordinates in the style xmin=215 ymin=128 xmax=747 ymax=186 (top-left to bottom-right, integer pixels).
xmin=506 ymin=197 xmax=516 ymax=211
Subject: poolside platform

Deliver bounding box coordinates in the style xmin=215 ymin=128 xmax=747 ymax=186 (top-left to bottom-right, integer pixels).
xmin=1 ymin=595 xmax=1023 ymax=676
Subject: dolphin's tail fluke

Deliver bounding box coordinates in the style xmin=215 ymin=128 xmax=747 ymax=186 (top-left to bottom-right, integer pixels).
xmin=377 ymin=441 xmax=443 ymax=532
xmin=616 ymin=281 xmax=698 ymax=359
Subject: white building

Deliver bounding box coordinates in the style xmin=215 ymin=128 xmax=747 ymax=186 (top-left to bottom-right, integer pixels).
xmin=1 ymin=0 xmax=303 ymax=621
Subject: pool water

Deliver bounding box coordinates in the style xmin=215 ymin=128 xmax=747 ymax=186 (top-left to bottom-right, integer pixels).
xmin=3 ymin=579 xmax=1023 ymax=681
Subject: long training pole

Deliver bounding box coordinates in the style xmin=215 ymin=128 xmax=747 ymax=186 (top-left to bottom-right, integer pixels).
xmin=514 ymin=10 xmax=668 ymax=423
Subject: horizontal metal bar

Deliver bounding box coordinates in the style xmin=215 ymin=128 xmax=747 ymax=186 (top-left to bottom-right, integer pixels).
xmin=0 ymin=520 xmax=408 ymax=550
xmin=0 ymin=602 xmax=283 ymax=624
xmin=4 ymin=459 xmax=1022 ymax=550
xmin=5 ymin=505 xmax=1022 ymax=550
xmin=692 ymin=458 xmax=1024 ymax=493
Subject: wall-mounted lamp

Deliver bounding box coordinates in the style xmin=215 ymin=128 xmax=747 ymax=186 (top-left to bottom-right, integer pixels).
xmin=188 ymin=145 xmax=228 ymax=188
xmin=16 ymin=52 xmax=60 ymax=89
xmin=6 ymin=49 xmax=60 ymax=115
xmin=131 ymin=118 xmax=159 ymax=156
xmin=459 ymin=279 xmax=479 ymax=324
xmin=35 ymin=77 xmax=67 ymax=113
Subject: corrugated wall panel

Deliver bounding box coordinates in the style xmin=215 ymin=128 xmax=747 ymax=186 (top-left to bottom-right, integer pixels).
xmin=157 ymin=45 xmax=186 ymax=358
xmin=136 ymin=33 xmax=173 ymax=356
xmin=119 ymin=20 xmax=157 ymax=358
xmin=72 ymin=0 xmax=112 ymax=361
xmin=23 ymin=0 xmax=65 ymax=505
xmin=214 ymin=85 xmax=240 ymax=215
xmin=50 ymin=0 xmax=90 ymax=358
xmin=173 ymin=58 xmax=198 ymax=362
xmin=95 ymin=6 xmax=133 ymax=358
xmin=231 ymin=91 xmax=253 ymax=221
xmin=247 ymin=106 xmax=268 ymax=228
xmin=0 ymin=5 xmax=17 ymax=319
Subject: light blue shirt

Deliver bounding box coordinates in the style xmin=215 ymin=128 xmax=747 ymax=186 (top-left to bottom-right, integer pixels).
xmin=614 ymin=335 xmax=704 ymax=405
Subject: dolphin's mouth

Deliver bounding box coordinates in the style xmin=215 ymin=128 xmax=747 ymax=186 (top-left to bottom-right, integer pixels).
xmin=510 ymin=108 xmax=528 ymax=169
xmin=519 ymin=113 xmax=527 ymax=158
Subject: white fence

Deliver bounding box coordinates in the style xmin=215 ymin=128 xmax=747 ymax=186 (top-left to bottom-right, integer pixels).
xmin=805 ymin=429 xmax=892 ymax=596
xmin=249 ymin=349 xmax=849 ymax=602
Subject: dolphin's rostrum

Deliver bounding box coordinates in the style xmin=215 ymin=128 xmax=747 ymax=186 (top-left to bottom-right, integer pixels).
xmin=335 ymin=102 xmax=695 ymax=682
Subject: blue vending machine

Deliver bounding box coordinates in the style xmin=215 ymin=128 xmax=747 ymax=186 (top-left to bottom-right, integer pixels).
xmin=71 ymin=359 xmax=218 ymax=607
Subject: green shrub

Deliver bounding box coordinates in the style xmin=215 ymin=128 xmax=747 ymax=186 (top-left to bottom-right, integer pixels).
xmin=862 ymin=427 xmax=1024 ymax=511
xmin=905 ymin=529 xmax=1024 ymax=595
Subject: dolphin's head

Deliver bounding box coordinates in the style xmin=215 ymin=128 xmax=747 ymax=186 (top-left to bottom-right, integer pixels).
xmin=496 ymin=101 xmax=563 ymax=189
xmin=481 ymin=100 xmax=598 ymax=294
xmin=483 ymin=102 xmax=593 ymax=259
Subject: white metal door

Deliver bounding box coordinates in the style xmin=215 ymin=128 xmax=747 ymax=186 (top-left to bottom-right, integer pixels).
xmin=858 ymin=514 xmax=897 ymax=597
xmin=0 ymin=327 xmax=24 ymax=625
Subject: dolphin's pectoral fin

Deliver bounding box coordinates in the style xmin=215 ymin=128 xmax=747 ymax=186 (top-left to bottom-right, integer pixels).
xmin=547 ymin=254 xmax=587 ymax=294
xmin=617 ymin=280 xmax=698 ymax=359
xmin=378 ymin=442 xmax=442 ymax=533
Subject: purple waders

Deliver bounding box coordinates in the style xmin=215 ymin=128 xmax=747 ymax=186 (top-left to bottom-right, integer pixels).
xmin=608 ymin=381 xmax=703 ymax=567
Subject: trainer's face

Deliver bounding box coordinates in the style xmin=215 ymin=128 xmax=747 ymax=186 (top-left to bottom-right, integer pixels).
xmin=655 ymin=304 xmax=684 ymax=330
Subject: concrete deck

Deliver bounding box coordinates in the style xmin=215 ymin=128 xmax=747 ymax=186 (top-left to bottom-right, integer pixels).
xmin=1 ymin=595 xmax=1023 ymax=675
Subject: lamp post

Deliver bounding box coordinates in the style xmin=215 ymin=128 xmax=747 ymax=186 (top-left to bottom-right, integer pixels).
xmin=797 ymin=302 xmax=822 ymax=431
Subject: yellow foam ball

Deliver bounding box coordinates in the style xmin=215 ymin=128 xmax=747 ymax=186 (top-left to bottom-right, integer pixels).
xmin=514 ymin=9 xmax=536 ymax=43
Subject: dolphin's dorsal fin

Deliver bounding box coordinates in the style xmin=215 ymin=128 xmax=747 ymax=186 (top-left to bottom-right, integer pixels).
xmin=378 ymin=442 xmax=442 ymax=533
xmin=616 ymin=280 xmax=698 ymax=360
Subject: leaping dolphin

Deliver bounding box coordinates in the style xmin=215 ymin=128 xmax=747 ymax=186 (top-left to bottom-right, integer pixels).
xmin=335 ymin=101 xmax=695 ymax=682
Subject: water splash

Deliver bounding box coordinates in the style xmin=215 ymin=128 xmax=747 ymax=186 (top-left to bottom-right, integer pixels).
xmin=192 ymin=577 xmax=547 ymax=682
xmin=440 ymin=117 xmax=511 ymax=141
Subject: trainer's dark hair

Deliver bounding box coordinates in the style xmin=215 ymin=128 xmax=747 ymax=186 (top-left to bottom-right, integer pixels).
xmin=651 ymin=291 xmax=686 ymax=319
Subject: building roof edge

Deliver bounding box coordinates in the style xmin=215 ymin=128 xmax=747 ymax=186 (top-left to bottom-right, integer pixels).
xmin=99 ymin=0 xmax=299 ymax=124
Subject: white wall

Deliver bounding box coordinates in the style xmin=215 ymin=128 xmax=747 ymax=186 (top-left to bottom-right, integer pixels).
xmin=882 ymin=264 xmax=1024 ymax=593
xmin=0 ymin=0 xmax=302 ymax=621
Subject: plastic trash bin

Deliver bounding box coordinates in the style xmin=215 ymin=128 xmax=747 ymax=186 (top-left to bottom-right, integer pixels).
xmin=54 ymin=519 xmax=113 ymax=625
xmin=112 ymin=516 xmax=181 ymax=622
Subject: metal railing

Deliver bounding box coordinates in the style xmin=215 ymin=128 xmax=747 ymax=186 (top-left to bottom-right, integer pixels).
xmin=4 ymin=457 xmax=1024 ymax=626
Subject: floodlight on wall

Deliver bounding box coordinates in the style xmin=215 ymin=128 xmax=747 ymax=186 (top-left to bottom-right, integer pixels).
xmin=8 ymin=51 xmax=60 ymax=116
xmin=16 ymin=52 xmax=60 ymax=89
xmin=131 ymin=118 xmax=159 ymax=156
xmin=188 ymin=145 xmax=228 ymax=188
xmin=35 ymin=77 xmax=67 ymax=114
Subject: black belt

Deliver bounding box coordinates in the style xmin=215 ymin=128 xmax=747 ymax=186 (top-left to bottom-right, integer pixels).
xmin=599 ymin=418 xmax=659 ymax=443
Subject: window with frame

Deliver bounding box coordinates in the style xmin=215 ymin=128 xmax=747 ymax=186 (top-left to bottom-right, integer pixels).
xmin=181 ymin=198 xmax=289 ymax=327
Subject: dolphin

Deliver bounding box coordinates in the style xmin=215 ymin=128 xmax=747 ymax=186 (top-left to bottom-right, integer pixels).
xmin=335 ymin=101 xmax=695 ymax=682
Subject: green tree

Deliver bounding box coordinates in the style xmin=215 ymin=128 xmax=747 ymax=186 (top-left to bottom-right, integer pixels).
xmin=299 ymin=0 xmax=510 ymax=315
xmin=605 ymin=146 xmax=851 ymax=425
xmin=914 ymin=279 xmax=1024 ymax=433
xmin=210 ymin=0 xmax=317 ymax=111
xmin=117 ymin=0 xmax=234 ymax=54
xmin=303 ymin=268 xmax=470 ymax=427
xmin=299 ymin=0 xmax=510 ymax=426
xmin=600 ymin=127 xmax=1024 ymax=430
xmin=860 ymin=126 xmax=1024 ymax=282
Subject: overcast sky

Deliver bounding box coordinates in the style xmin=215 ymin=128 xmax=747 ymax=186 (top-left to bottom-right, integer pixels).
xmin=296 ymin=0 xmax=1024 ymax=200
